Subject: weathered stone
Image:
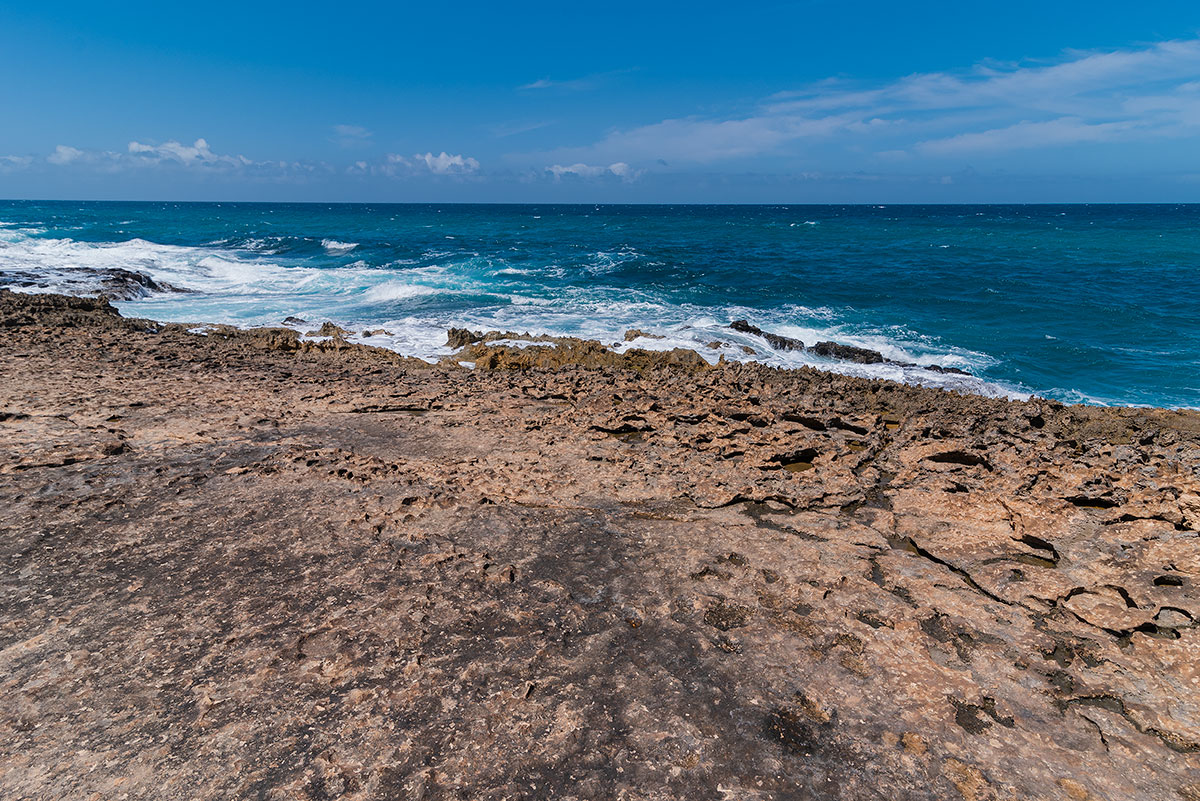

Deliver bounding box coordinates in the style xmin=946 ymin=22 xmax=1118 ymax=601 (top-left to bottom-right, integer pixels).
xmin=447 ymin=327 xmax=485 ymax=349
xmin=624 ymin=328 xmax=666 ymax=341
xmin=0 ymin=289 xmax=1197 ymax=801
xmin=308 ymin=321 xmax=352 ymax=338
xmin=730 ymin=318 xmax=805 ymax=351
xmin=810 ymin=340 xmax=886 ymax=364
xmin=0 ymin=267 xmax=187 ymax=300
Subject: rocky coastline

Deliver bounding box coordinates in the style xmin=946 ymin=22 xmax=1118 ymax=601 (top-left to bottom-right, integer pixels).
xmin=1 ymin=290 xmax=1198 ymax=800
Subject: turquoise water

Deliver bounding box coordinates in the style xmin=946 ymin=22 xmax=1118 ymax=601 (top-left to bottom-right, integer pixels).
xmin=1 ymin=200 xmax=1198 ymax=407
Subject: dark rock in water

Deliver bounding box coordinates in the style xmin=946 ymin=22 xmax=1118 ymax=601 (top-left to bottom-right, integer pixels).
xmin=729 ymin=319 xmax=760 ymax=335
xmin=94 ymin=269 xmax=187 ymax=300
xmin=447 ymin=328 xmax=485 ymax=349
xmin=924 ymin=364 xmax=972 ymax=376
xmin=283 ymin=316 xmax=308 ymax=325
xmin=0 ymin=267 xmax=186 ymax=301
xmin=730 ymin=320 xmax=974 ymax=377
xmin=729 ymin=319 xmax=805 ymax=351
xmin=811 ymin=340 xmax=885 ymax=365
xmin=731 ymin=321 xmax=886 ymax=365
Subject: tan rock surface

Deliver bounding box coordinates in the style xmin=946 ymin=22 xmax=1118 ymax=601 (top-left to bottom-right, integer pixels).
xmin=1 ymin=291 xmax=1198 ymax=800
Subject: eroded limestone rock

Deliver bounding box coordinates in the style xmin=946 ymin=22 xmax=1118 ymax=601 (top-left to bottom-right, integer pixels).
xmin=0 ymin=290 xmax=1197 ymax=800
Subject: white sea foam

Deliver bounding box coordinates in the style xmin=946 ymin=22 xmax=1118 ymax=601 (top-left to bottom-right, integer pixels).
xmin=585 ymin=248 xmax=641 ymax=275
xmin=240 ymin=238 xmax=284 ymax=253
xmin=362 ymin=281 xmax=442 ymax=302
xmin=322 ymin=239 xmax=358 ymax=253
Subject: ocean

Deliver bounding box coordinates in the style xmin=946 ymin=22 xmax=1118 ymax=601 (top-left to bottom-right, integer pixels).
xmin=1 ymin=200 xmax=1197 ymax=408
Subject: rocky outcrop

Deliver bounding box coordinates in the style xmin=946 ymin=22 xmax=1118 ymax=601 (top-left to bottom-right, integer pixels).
xmin=446 ymin=320 xmax=965 ymax=379
xmin=0 ymin=291 xmax=1197 ymax=800
xmin=446 ymin=327 xmax=484 ymax=349
xmin=924 ymin=363 xmax=972 ymax=375
xmin=730 ymin=318 xmax=806 ymax=351
xmin=307 ymin=321 xmax=354 ymax=338
xmin=731 ymin=319 xmax=972 ymax=376
xmin=94 ymin=268 xmax=188 ymax=300
xmin=459 ymin=339 xmax=711 ymax=372
xmin=443 ymin=328 xmax=711 ymax=372
xmin=0 ymin=267 xmax=187 ymax=300
xmin=810 ymin=339 xmax=886 ymax=364
xmin=624 ymin=328 xmax=666 ymax=341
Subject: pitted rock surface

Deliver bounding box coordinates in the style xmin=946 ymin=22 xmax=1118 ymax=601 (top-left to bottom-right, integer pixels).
xmin=1 ymin=291 xmax=1198 ymax=800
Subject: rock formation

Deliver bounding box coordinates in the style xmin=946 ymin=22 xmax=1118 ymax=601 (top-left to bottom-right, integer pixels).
xmin=0 ymin=291 xmax=1197 ymax=800
xmin=0 ymin=267 xmax=187 ymax=300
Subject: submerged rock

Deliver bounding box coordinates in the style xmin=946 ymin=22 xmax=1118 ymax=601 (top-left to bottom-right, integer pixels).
xmin=924 ymin=364 xmax=972 ymax=376
xmin=730 ymin=319 xmax=805 ymax=351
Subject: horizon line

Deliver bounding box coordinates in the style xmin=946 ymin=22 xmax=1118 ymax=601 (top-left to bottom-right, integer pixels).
xmin=3 ymin=197 xmax=1199 ymax=207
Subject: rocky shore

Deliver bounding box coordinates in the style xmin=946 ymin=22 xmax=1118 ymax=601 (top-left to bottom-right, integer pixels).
xmin=1 ymin=290 xmax=1198 ymax=800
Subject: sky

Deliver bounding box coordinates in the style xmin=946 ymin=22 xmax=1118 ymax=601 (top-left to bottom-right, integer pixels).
xmin=3 ymin=1 xmax=1200 ymax=202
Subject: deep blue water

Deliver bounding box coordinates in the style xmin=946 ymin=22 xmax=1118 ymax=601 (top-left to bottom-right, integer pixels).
xmin=1 ymin=200 xmax=1198 ymax=407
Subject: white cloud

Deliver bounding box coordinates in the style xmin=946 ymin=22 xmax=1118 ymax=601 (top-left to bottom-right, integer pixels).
xmin=126 ymin=137 xmax=251 ymax=167
xmin=546 ymin=162 xmax=639 ymax=181
xmin=0 ymin=155 xmax=33 ymax=171
xmin=416 ymin=151 xmax=480 ymax=174
xmin=569 ymin=114 xmax=856 ymax=164
xmin=372 ymin=153 xmax=412 ymax=177
xmin=47 ymin=145 xmax=84 ymax=165
xmin=539 ymin=38 xmax=1200 ymax=165
xmin=915 ymin=117 xmax=1141 ymax=155
xmin=368 ymin=152 xmax=480 ymax=178
xmin=518 ymin=69 xmax=635 ymax=92
xmin=33 ymin=137 xmax=329 ymax=182
xmin=332 ymin=124 xmax=373 ymax=147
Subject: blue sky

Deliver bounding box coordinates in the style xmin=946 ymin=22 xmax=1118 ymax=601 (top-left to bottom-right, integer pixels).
xmin=3 ymin=1 xmax=1200 ymax=202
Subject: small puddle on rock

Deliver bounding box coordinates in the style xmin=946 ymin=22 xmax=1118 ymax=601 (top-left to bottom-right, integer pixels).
xmin=782 ymin=461 xmax=814 ymax=473
xmin=885 ymin=534 xmax=920 ymax=554
xmin=847 ymin=441 xmax=867 ymax=452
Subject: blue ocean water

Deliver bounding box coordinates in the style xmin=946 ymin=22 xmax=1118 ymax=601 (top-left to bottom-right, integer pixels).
xmin=1 ymin=200 xmax=1198 ymax=408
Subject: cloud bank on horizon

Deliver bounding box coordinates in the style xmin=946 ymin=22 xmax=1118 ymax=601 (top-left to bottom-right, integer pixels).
xmin=3 ymin=15 xmax=1200 ymax=202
